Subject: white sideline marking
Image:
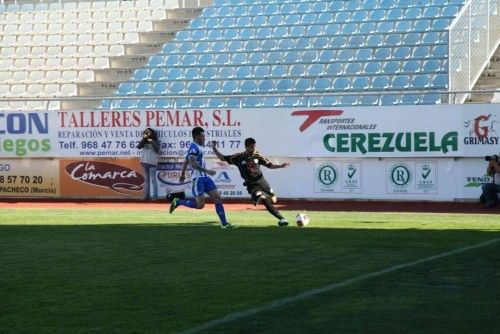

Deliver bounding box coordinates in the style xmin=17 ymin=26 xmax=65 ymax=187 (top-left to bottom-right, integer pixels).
xmin=179 ymin=238 xmax=500 ymax=334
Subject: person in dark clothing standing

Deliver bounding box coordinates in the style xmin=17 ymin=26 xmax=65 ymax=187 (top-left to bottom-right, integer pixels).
xmin=137 ymin=127 xmax=160 ymax=201
xmin=212 ymin=137 xmax=290 ymax=226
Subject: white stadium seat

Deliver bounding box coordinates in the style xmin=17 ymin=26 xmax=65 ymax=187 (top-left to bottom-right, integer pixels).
xmin=45 ymin=71 xmax=61 ymax=82
xmin=27 ymin=84 xmax=44 ymax=97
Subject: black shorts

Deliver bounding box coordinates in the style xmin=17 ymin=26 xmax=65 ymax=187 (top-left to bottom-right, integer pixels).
xmin=244 ymin=177 xmax=275 ymax=202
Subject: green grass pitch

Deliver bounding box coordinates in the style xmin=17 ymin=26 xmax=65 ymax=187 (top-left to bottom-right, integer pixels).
xmin=1 ymin=208 xmax=499 ymax=333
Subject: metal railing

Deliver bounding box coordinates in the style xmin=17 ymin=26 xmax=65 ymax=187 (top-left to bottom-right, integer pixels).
xmin=1 ymin=89 xmax=499 ymax=110
xmin=449 ymin=0 xmax=500 ymax=103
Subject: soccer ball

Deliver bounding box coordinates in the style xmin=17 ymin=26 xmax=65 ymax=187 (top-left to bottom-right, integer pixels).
xmin=295 ymin=213 xmax=310 ymax=227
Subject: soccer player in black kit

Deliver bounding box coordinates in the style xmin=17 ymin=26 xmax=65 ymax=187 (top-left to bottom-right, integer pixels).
xmin=212 ymin=137 xmax=290 ymax=226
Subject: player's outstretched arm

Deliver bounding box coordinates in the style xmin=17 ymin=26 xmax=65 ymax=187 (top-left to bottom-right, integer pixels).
xmin=268 ymin=162 xmax=291 ymax=169
xmin=211 ymin=141 xmax=226 ymax=161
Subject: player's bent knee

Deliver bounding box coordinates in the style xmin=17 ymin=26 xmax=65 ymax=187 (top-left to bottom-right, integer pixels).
xmin=196 ymin=203 xmax=205 ymax=209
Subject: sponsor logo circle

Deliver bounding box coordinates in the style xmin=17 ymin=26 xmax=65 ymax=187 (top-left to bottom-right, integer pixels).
xmin=389 ymin=164 xmax=411 ymax=187
xmin=318 ymin=164 xmax=338 ymax=186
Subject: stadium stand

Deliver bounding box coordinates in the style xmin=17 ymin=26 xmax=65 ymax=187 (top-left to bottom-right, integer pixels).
xmin=0 ymin=0 xmax=499 ymax=110
xmin=104 ymin=0 xmax=489 ymax=109
xmin=0 ymin=0 xmax=210 ymax=111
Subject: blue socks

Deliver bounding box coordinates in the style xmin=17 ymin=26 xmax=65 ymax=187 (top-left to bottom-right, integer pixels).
xmin=177 ymin=199 xmax=228 ymax=226
xmin=177 ymin=199 xmax=197 ymax=209
xmin=215 ymin=202 xmax=228 ymax=226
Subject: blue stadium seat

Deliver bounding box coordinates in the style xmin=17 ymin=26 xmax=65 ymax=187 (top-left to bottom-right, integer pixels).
xmin=359 ymin=95 xmax=379 ymax=106
xmin=149 ymin=55 xmax=165 ymax=67
xmin=432 ymin=18 xmax=450 ymax=30
xmin=431 ymin=74 xmax=448 ymax=88
xmin=152 ymin=82 xmax=169 ymax=95
xmin=316 ymin=96 xmax=338 ymax=107
xmin=270 ymin=65 xmax=287 ymax=77
xmin=187 ymin=82 xmax=204 ymax=94
xmin=118 ymin=99 xmax=138 ymax=109
xmin=325 ymin=63 xmax=343 ymax=76
xmin=280 ymin=96 xmax=306 ymax=107
xmin=254 ymin=65 xmax=270 ymax=78
xmin=423 ymin=59 xmax=441 ymax=73
xmin=412 ymin=75 xmax=431 ymax=89
xmin=276 ymin=79 xmax=294 ymax=92
xmin=207 ymin=98 xmax=225 ymax=108
xmin=345 ymin=62 xmax=362 ymax=75
xmin=313 ymin=78 xmax=332 ymax=91
xmin=394 ymin=47 xmax=412 ymax=59
xmin=222 ymin=80 xmax=238 ymax=93
xmin=309 ymin=64 xmax=325 ymax=76
xmin=220 ymin=67 xmax=236 ymax=79
xmin=339 ymin=95 xmax=358 ymax=106
xmin=170 ymin=82 xmax=186 ymax=95
xmin=365 ymin=62 xmax=381 ymax=75
xmin=414 ymin=19 xmax=431 ymax=32
xmin=240 ymin=80 xmax=258 ymax=93
xmin=118 ymin=83 xmax=135 ymax=95
xmin=351 ymin=75 xmax=370 ymax=91
xmin=185 ymin=68 xmax=200 ymax=80
xmin=242 ymin=97 xmax=261 ymax=107
xmin=372 ymin=76 xmax=390 ymax=90
xmin=422 ymin=93 xmax=441 ymax=104
xmin=296 ymin=78 xmax=312 ymax=92
xmin=164 ymin=55 xmax=180 ymax=67
xmin=392 ymin=75 xmax=410 ymax=89
xmin=366 ymin=35 xmax=384 ymax=47
xmin=175 ymin=98 xmax=190 ymax=109
xmin=232 ymin=53 xmax=248 ymax=66
xmin=442 ymin=5 xmax=459 ymax=17
xmin=374 ymin=48 xmax=391 ymax=60
xmin=348 ymin=35 xmax=365 ymax=48
xmin=136 ymin=82 xmax=153 ymax=95
xmin=290 ymin=64 xmax=306 ymax=77
xmin=181 ymin=54 xmax=197 ymax=67
xmin=319 ymin=50 xmax=336 ymax=62
xmin=401 ymin=94 xmax=422 ymax=104
xmin=433 ymin=45 xmax=448 ymax=58
xmin=402 ymin=60 xmax=421 ymax=74
xmin=155 ymin=99 xmax=174 ymax=108
xmin=385 ymin=34 xmax=402 ymax=46
xmin=137 ymin=99 xmax=155 ymax=109
xmin=260 ymin=39 xmax=277 ymax=52
xmin=190 ymin=98 xmax=207 ymax=108
xmin=150 ymin=68 xmax=166 ymax=81
xmin=381 ymin=94 xmax=401 ymax=105
xmin=359 ymin=22 xmax=376 ymax=34
xmin=134 ymin=69 xmax=150 ymax=81
xmin=333 ymin=77 xmax=350 ymax=91
xmin=395 ymin=20 xmax=412 ymax=33
xmin=166 ymin=68 xmax=182 ymax=81
xmin=179 ymin=42 xmax=195 ymax=53
xmin=258 ymin=79 xmax=275 ymax=93
xmin=205 ymin=81 xmax=221 ymax=94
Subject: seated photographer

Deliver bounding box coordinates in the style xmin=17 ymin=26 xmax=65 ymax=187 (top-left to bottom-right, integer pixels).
xmin=482 ymin=154 xmax=500 ymax=208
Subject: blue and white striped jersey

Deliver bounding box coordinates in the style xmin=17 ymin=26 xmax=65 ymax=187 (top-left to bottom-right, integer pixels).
xmin=186 ymin=142 xmax=207 ymax=178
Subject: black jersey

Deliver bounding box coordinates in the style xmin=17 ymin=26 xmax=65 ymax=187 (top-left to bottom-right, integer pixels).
xmin=224 ymin=152 xmax=273 ymax=182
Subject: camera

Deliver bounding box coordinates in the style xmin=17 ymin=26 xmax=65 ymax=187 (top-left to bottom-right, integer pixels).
xmin=485 ymin=155 xmax=499 ymax=162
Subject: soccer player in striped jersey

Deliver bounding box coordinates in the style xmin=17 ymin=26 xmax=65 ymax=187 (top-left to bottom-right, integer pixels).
xmin=212 ymin=137 xmax=290 ymax=226
xmin=169 ymin=127 xmax=234 ymax=229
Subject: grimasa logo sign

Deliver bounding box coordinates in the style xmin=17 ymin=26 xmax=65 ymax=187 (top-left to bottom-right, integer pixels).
xmin=464 ymin=114 xmax=498 ymax=145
